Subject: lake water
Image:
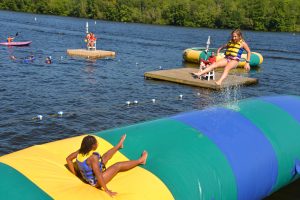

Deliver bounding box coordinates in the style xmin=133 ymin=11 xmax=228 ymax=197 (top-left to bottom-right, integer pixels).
xmin=0 ymin=10 xmax=299 ymax=199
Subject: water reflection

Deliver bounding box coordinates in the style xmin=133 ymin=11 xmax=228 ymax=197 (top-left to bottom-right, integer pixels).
xmin=83 ymin=59 xmax=97 ymax=84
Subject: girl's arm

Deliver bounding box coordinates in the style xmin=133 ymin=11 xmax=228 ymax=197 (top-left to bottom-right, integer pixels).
xmin=243 ymin=42 xmax=251 ymax=71
xmin=66 ymin=150 xmax=79 ymax=175
xmin=217 ymin=44 xmax=227 ymax=55
xmin=90 ymin=155 xmax=117 ymax=197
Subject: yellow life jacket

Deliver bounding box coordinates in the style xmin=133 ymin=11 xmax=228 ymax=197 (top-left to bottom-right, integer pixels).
xmin=225 ymin=39 xmax=244 ymax=58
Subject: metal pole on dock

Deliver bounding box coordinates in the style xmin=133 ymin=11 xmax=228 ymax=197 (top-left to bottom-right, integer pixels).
xmin=205 ymin=36 xmax=211 ymax=57
xmin=86 ymin=22 xmax=89 ymax=34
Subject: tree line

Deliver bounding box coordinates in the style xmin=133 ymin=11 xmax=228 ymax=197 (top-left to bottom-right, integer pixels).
xmin=0 ymin=0 xmax=299 ymax=32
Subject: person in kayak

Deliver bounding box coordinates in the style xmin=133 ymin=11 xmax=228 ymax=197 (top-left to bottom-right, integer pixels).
xmin=66 ymin=134 xmax=148 ymax=197
xmin=7 ymin=36 xmax=14 ymax=43
xmin=191 ymin=29 xmax=251 ymax=85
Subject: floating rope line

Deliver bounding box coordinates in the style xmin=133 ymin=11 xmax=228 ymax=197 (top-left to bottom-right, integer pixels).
xmin=2 ymin=87 xmax=242 ymax=123
xmin=120 ymin=94 xmax=185 ymax=109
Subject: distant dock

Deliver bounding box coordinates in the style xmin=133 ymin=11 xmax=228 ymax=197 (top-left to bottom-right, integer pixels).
xmin=144 ymin=68 xmax=258 ymax=90
xmin=67 ymin=49 xmax=116 ymax=59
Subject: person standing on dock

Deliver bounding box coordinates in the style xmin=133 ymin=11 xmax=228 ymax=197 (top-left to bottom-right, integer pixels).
xmin=192 ymin=29 xmax=251 ymax=85
xmin=85 ymin=32 xmax=97 ymax=50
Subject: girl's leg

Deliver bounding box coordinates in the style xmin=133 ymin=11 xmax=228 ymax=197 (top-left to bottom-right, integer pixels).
xmin=102 ymin=134 xmax=126 ymax=165
xmin=215 ymin=60 xmax=239 ymax=85
xmin=103 ymin=151 xmax=148 ymax=184
xmin=193 ymin=58 xmax=227 ymax=77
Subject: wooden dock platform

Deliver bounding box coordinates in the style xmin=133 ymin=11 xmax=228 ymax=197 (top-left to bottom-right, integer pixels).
xmin=144 ymin=68 xmax=258 ymax=90
xmin=67 ymin=49 xmax=116 ymax=59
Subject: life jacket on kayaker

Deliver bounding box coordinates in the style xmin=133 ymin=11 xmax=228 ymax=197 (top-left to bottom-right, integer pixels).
xmin=7 ymin=36 xmax=14 ymax=43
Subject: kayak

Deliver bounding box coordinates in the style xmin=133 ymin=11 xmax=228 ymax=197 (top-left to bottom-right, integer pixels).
xmin=0 ymin=41 xmax=32 ymax=46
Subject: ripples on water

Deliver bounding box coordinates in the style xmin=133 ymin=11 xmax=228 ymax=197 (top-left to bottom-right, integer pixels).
xmin=0 ymin=11 xmax=300 ymax=155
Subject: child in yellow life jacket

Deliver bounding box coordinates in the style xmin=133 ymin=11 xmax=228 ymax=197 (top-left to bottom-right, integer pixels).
xmin=192 ymin=29 xmax=251 ymax=85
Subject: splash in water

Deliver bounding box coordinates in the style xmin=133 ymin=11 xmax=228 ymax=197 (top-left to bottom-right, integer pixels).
xmin=221 ymin=82 xmax=242 ymax=111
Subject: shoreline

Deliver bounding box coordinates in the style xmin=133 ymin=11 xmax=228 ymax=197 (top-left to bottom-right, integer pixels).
xmin=0 ymin=9 xmax=299 ymax=33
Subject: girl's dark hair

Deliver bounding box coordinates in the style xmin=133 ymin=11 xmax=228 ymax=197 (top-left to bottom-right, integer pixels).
xmin=79 ymin=135 xmax=97 ymax=155
xmin=231 ymin=29 xmax=243 ymax=40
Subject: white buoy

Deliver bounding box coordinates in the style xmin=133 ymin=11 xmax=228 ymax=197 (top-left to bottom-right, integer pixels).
xmin=94 ymin=21 xmax=97 ymax=25
xmin=37 ymin=115 xmax=43 ymax=120
xmin=197 ymin=92 xmax=200 ymax=96
xmin=126 ymin=101 xmax=131 ymax=106
xmin=134 ymin=100 xmax=138 ymax=104
xmin=58 ymin=111 xmax=63 ymax=116
xmin=179 ymin=94 xmax=183 ymax=100
xmin=136 ymin=62 xmax=138 ymax=65
xmin=60 ymin=56 xmax=63 ymax=60
xmin=159 ymin=66 xmax=162 ymax=70
xmin=34 ymin=17 xmax=37 ymax=21
xmin=152 ymin=99 xmax=156 ymax=103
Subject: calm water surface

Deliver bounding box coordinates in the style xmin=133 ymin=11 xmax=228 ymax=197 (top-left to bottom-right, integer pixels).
xmin=0 ymin=10 xmax=300 ymax=199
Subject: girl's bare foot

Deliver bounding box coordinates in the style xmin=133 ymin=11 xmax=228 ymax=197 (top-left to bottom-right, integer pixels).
xmin=191 ymin=72 xmax=201 ymax=78
xmin=215 ymin=81 xmax=221 ymax=86
xmin=139 ymin=151 xmax=148 ymax=165
xmin=118 ymin=134 xmax=126 ymax=149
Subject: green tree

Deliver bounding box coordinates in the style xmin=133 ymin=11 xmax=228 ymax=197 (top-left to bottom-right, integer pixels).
xmin=70 ymin=0 xmax=87 ymax=18
xmin=0 ymin=0 xmax=299 ymax=32
xmin=163 ymin=1 xmax=189 ymax=26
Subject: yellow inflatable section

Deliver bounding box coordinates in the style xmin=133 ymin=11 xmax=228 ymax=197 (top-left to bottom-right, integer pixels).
xmin=0 ymin=135 xmax=173 ymax=200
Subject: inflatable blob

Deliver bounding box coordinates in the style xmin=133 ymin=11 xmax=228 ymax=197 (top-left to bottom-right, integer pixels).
xmin=1 ymin=95 xmax=300 ymax=200
xmin=183 ymin=47 xmax=263 ymax=67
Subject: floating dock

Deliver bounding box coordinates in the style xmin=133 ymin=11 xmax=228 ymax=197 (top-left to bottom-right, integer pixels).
xmin=144 ymin=68 xmax=258 ymax=90
xmin=67 ymin=49 xmax=116 ymax=59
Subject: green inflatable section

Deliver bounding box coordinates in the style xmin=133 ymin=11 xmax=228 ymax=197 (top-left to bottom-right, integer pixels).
xmin=0 ymin=162 xmax=52 ymax=200
xmin=236 ymin=99 xmax=300 ymax=192
xmin=95 ymin=118 xmax=237 ymax=200
xmin=200 ymin=51 xmax=213 ymax=60
xmin=249 ymin=53 xmax=260 ymax=66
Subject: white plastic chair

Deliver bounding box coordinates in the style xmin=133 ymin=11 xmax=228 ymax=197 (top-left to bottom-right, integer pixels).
xmin=199 ymin=62 xmax=215 ymax=81
xmin=87 ymin=41 xmax=96 ymax=51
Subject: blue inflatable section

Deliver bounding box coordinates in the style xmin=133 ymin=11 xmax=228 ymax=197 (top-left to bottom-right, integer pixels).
xmin=260 ymin=96 xmax=300 ymax=123
xmin=171 ymin=107 xmax=278 ymax=200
